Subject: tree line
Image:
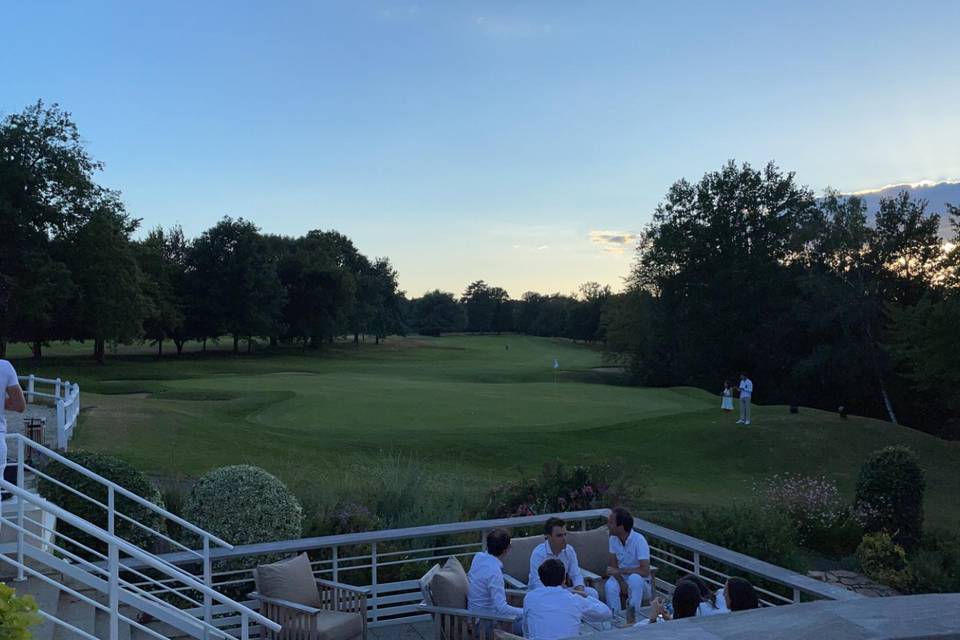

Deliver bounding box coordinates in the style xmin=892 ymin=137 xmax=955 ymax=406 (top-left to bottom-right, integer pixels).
xmin=0 ymin=102 xmax=404 ymax=361
xmin=602 ymin=161 xmax=960 ymax=437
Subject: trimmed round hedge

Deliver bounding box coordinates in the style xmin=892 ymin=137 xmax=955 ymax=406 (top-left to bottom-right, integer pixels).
xmin=183 ymin=465 xmax=303 ymax=546
xmin=854 ymin=446 xmax=925 ymax=549
xmin=37 ymin=451 xmax=165 ymax=558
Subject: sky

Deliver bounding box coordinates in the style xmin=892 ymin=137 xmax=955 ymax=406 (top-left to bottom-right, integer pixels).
xmin=4 ymin=1 xmax=959 ymax=298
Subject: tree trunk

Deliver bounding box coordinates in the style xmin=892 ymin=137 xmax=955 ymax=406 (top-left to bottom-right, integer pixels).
xmin=247 ymin=335 xmax=253 ymax=353
xmin=270 ymin=335 xmax=277 ymax=347
xmin=865 ymin=323 xmax=897 ymax=424
xmin=354 ymin=333 xmax=359 ymax=345
xmin=202 ymin=338 xmax=207 ymax=352
xmin=174 ymin=339 xmax=185 ymax=355
xmin=375 ymin=335 xmax=380 ymax=345
xmin=233 ymin=335 xmax=239 ymax=353
xmin=94 ymin=338 xmax=105 ymax=364
xmin=157 ymin=339 xmax=163 ymax=359
xmin=32 ymin=340 xmax=42 ymax=360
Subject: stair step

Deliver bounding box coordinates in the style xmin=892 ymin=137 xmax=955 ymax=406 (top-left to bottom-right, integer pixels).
xmin=8 ymin=576 xmax=60 ymax=640
xmin=54 ymin=590 xmax=97 ymax=639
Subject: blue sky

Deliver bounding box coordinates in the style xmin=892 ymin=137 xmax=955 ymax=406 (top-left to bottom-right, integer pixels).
xmin=4 ymin=1 xmax=959 ymax=297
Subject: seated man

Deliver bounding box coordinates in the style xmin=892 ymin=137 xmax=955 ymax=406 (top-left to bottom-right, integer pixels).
xmin=468 ymin=528 xmax=524 ymax=622
xmin=604 ymin=507 xmax=651 ymax=615
xmin=527 ymin=517 xmax=599 ymax=599
xmin=524 ymin=559 xmax=611 ymax=640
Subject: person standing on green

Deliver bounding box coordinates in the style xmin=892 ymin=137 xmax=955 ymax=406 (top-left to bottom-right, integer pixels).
xmin=736 ymin=373 xmax=753 ymax=425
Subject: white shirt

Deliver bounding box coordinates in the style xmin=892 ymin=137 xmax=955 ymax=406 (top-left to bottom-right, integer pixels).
xmin=609 ymin=531 xmax=650 ymax=571
xmin=739 ymin=378 xmax=753 ymax=398
xmin=0 ymin=359 xmax=19 ymax=433
xmin=528 ymin=541 xmax=586 ymax=590
xmin=523 ymin=586 xmax=611 ymax=640
xmin=698 ymin=590 xmax=729 ymax=617
xmin=467 ymin=552 xmax=523 ymax=619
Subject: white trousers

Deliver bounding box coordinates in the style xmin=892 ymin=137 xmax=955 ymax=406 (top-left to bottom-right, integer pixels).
xmin=739 ymin=396 xmax=751 ymax=422
xmin=604 ymin=574 xmax=649 ymax=613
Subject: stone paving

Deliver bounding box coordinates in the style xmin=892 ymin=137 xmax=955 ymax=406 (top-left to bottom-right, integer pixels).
xmin=4 ymin=402 xmax=59 ymax=453
xmin=370 ymin=620 xmax=434 ymax=640
xmin=807 ymin=570 xmax=900 ymax=598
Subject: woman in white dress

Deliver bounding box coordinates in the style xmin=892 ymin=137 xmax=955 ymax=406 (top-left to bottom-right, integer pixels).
xmin=720 ymin=380 xmax=734 ymax=412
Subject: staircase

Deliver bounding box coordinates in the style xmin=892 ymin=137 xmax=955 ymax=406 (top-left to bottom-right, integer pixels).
xmin=1 ymin=433 xmax=281 ymax=639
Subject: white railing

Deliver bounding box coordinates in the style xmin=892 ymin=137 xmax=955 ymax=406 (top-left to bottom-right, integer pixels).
xmin=4 ymin=433 xmax=237 ymax=628
xmin=137 ymin=509 xmax=858 ymax=630
xmin=18 ymin=374 xmax=81 ymax=449
xmin=0 ymin=479 xmax=281 ymax=639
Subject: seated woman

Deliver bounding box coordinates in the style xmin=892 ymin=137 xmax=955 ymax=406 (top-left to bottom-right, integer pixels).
xmin=634 ymin=580 xmax=701 ymax=626
xmin=724 ymin=577 xmax=759 ymax=611
xmin=678 ymin=574 xmax=727 ymax=616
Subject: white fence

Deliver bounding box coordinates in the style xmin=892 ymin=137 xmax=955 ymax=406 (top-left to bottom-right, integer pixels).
xmin=18 ymin=374 xmax=81 ymax=449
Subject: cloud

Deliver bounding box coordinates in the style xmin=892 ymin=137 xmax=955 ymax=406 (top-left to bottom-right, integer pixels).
xmin=589 ymin=230 xmax=639 ymax=254
xmin=848 ymin=179 xmax=960 ymax=196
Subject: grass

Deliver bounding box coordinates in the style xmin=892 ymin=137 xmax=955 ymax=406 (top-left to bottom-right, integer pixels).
xmin=8 ymin=335 xmax=960 ymax=530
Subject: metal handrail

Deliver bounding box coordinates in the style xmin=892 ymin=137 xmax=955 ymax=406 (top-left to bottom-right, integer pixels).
xmin=5 ymin=433 xmax=233 ymax=550
xmin=0 ymin=479 xmax=282 ymax=634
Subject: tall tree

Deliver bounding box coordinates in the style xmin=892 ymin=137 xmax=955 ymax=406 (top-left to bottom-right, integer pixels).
xmin=136 ymin=226 xmax=186 ymax=358
xmin=410 ymin=291 xmax=463 ymax=336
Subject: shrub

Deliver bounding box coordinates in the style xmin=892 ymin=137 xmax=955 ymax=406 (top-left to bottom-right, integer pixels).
xmin=909 ymin=531 xmax=960 ymax=594
xmin=0 ymin=583 xmax=41 ymax=640
xmin=754 ymin=473 xmax=862 ymax=557
xmin=329 ymin=502 xmax=382 ymax=535
xmin=485 ymin=461 xmax=644 ymax=518
xmin=687 ymin=503 xmax=804 ymax=571
xmin=856 ymin=532 xmax=913 ymax=592
xmin=854 ymin=446 xmax=924 ymax=549
xmin=37 ymin=451 xmax=165 ymax=558
xmin=183 ymin=465 xmax=303 ymax=547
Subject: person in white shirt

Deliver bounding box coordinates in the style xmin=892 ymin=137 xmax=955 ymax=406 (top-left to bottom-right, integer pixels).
xmin=678 ymin=574 xmax=728 ymax=617
xmin=737 ymin=373 xmax=753 ymax=425
xmin=1 ymin=359 xmax=27 ymax=475
xmin=635 ymin=580 xmax=701 ymax=626
xmin=523 ymin=559 xmax=611 ymax=640
xmin=604 ymin=507 xmax=651 ymax=616
xmin=527 ymin=517 xmax=599 ymax=599
xmin=468 ymin=528 xmax=524 ymax=623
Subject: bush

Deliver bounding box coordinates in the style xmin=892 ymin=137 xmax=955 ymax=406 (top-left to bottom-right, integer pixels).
xmin=687 ymin=503 xmax=804 ymax=571
xmin=485 ymin=461 xmax=644 ymax=518
xmin=854 ymin=446 xmax=924 ymax=549
xmin=183 ymin=465 xmax=303 ymax=547
xmin=856 ymin=532 xmax=913 ymax=592
xmin=909 ymin=531 xmax=960 ymax=594
xmin=37 ymin=451 xmax=165 ymax=558
xmin=0 ymin=583 xmax=41 ymax=640
xmin=754 ymin=473 xmax=862 ymax=557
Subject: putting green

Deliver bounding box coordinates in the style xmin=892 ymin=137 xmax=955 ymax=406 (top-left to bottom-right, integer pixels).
xmin=12 ymin=335 xmax=960 ymax=529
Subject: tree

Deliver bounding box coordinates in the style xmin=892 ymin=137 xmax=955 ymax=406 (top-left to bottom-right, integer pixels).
xmin=70 ymin=205 xmax=147 ymax=363
xmin=461 ymin=281 xmax=510 ymax=333
xmin=136 ymin=227 xmax=186 ymax=358
xmin=368 ymin=258 xmax=406 ymax=343
xmin=0 ymin=101 xmax=101 ymax=355
xmin=410 ymin=291 xmax=463 ymax=336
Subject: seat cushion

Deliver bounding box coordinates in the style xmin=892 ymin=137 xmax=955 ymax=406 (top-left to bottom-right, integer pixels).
xmin=430 ymin=556 xmax=468 ymax=608
xmin=567 ymin=526 xmax=609 ymax=576
xmin=310 ymin=609 xmax=363 ymax=640
xmin=254 ymin=552 xmax=322 ymax=608
xmin=500 ymin=534 xmax=540 ymax=582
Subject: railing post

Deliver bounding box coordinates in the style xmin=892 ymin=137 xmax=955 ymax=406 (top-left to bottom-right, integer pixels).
xmin=693 ymin=551 xmax=701 ymax=576
xmin=371 ymin=542 xmax=378 ymax=623
xmin=241 ymin=613 xmax=249 ymax=640
xmin=55 ymin=377 xmax=62 ymax=399
xmin=109 ymin=539 xmax=120 ymax=640
xmin=56 ymin=400 xmax=66 ymax=450
xmin=793 ymin=588 xmax=801 ymax=604
xmin=15 ymin=437 xmax=25 ymax=581
xmin=27 ymin=374 xmax=35 ymax=403
xmin=203 ymin=536 xmax=213 ymax=631
xmin=108 ymin=486 xmax=115 ymax=535
xmin=333 ymin=546 xmax=340 ymax=582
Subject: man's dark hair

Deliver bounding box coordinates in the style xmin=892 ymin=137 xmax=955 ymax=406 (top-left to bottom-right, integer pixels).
xmin=672 ymin=580 xmax=701 ymax=619
xmin=726 ymin=577 xmax=759 ymax=611
xmin=679 ymin=574 xmax=716 ymax=608
xmin=612 ymin=507 xmax=633 ymax=532
xmin=486 ymin=528 xmax=512 ymax=557
xmin=544 ymin=517 xmax=565 ymax=536
xmin=537 ymin=558 xmax=566 ymax=587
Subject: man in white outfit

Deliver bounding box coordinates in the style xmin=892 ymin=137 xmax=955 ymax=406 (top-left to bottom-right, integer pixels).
xmin=604 ymin=508 xmax=651 ymax=616
xmin=468 ymin=528 xmax=524 ymax=623
xmin=737 ymin=373 xmax=753 ymax=425
xmin=1 ymin=359 xmax=27 ymax=476
xmin=524 ymin=559 xmax=611 ymax=640
xmin=528 ymin=517 xmax=599 ymax=599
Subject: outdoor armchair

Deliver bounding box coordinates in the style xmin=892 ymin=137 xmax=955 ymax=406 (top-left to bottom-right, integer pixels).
xmin=250 ymin=552 xmax=371 ymax=640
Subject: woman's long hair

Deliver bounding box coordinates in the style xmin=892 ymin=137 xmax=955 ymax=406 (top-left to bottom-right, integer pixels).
xmin=680 ymin=574 xmax=717 ymax=608
xmin=726 ymin=577 xmax=760 ymax=611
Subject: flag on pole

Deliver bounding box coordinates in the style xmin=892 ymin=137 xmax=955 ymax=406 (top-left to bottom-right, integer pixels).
xmin=553 ymin=358 xmax=560 ymax=370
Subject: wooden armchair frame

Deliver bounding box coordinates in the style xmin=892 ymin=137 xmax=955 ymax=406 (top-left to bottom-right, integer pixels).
xmin=418 ymin=564 xmax=524 ymax=640
xmin=251 ymin=577 xmax=371 ymax=640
